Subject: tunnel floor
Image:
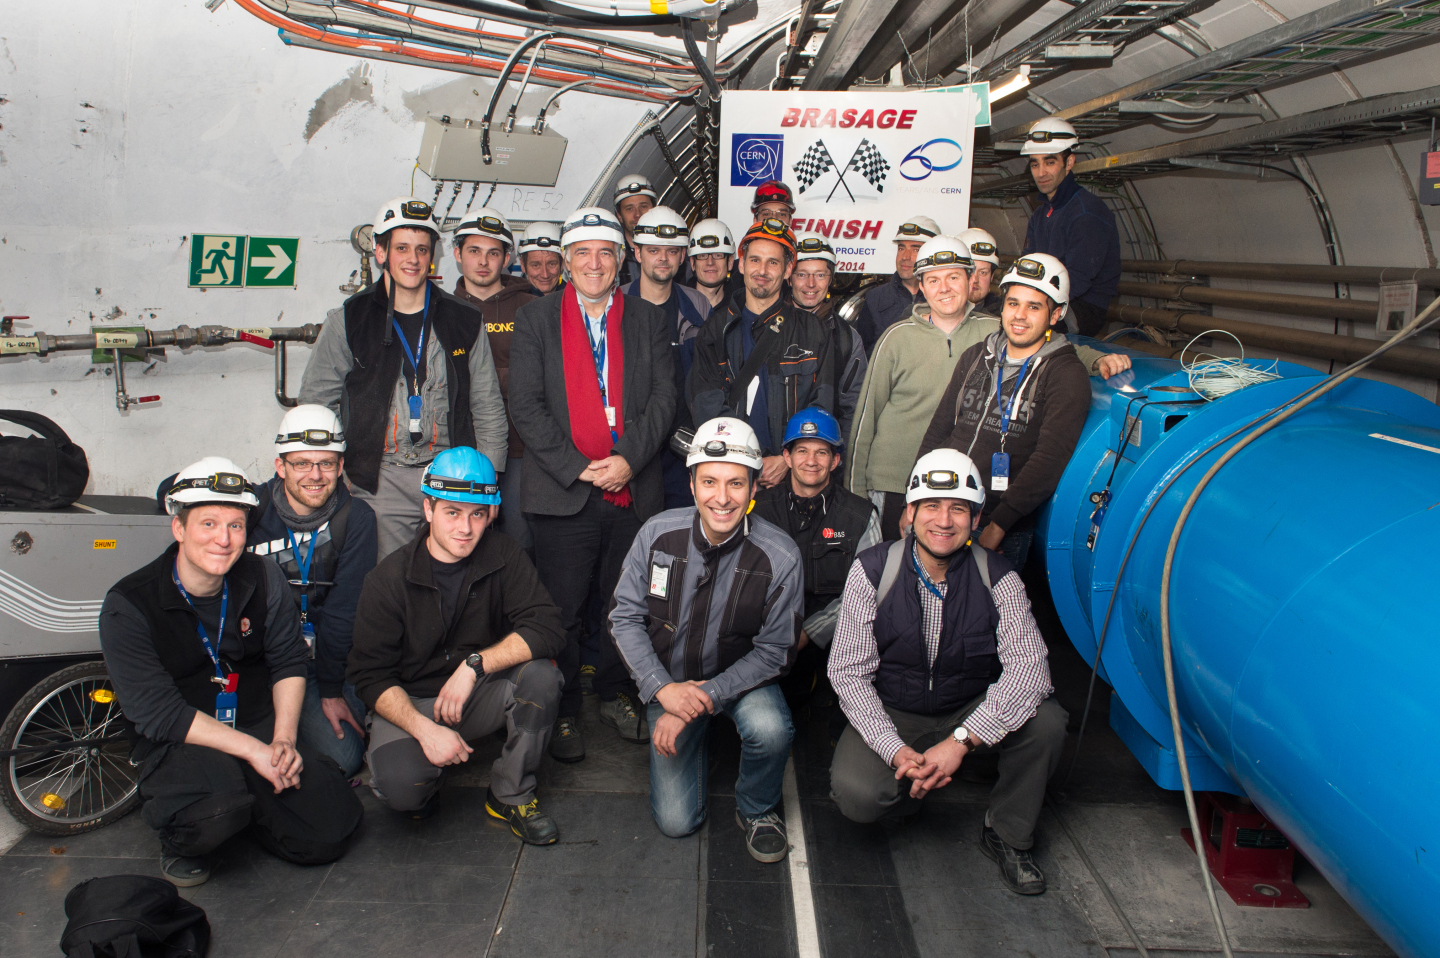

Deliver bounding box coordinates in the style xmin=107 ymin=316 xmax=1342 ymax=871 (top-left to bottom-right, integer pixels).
xmin=0 ymin=564 xmax=1394 ymax=958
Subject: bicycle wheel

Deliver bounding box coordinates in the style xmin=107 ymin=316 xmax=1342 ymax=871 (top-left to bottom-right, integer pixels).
xmin=0 ymin=660 xmax=140 ymax=836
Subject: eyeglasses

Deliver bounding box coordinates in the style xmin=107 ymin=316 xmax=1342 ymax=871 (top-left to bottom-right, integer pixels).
xmin=426 ymin=476 xmax=500 ymax=497
xmin=283 ymin=457 xmax=341 ymax=475
xmin=401 ymin=200 xmax=433 ymax=220
xmin=693 ymin=252 xmax=728 ymax=263
xmin=967 ymin=241 xmax=997 ymax=257
xmin=1014 ymin=258 xmax=1047 ymax=279
xmin=916 ymin=250 xmax=972 ymax=269
xmin=636 ymin=224 xmax=685 ymax=238
xmin=692 ymin=235 xmax=727 ymax=249
xmin=897 ymin=223 xmax=937 ymax=237
xmin=177 ymin=473 xmax=256 ymax=497
xmin=277 ymin=428 xmax=344 ymax=447
xmin=796 ymin=237 xmax=833 ymax=254
xmin=1026 ymin=129 xmax=1077 ymax=143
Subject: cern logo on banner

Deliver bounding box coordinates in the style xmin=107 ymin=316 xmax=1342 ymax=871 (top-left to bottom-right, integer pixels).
xmin=847 ymin=139 xmax=891 ymax=193
xmin=792 ymin=140 xmax=837 ymax=193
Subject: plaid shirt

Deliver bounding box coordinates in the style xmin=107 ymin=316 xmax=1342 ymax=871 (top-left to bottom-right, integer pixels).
xmin=829 ymin=541 xmax=1053 ymax=765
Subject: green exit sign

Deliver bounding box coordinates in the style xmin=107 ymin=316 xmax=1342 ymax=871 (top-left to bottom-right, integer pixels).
xmin=246 ymin=236 xmax=300 ymax=287
xmin=188 ymin=234 xmax=299 ymax=287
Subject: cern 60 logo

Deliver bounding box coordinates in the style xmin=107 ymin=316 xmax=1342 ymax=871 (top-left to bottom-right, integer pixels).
xmin=731 ymin=134 xmax=784 ymax=186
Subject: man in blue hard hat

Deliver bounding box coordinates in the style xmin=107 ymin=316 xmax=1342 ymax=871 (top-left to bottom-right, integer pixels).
xmin=348 ymin=447 xmax=567 ymax=843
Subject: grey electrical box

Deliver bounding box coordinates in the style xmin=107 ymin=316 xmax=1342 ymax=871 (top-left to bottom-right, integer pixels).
xmin=417 ymin=116 xmax=568 ymax=186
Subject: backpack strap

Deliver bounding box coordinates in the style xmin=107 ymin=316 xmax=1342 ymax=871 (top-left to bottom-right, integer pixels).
xmin=874 ymin=539 xmax=907 ymax=608
xmin=971 ymin=541 xmax=991 ymax=592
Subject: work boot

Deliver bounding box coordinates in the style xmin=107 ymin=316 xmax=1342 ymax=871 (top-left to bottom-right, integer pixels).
xmin=160 ymin=854 xmax=212 ymax=887
xmin=549 ymin=716 xmax=586 ymax=763
xmin=981 ymin=824 xmax=1046 ymax=895
xmin=599 ymin=692 xmax=649 ymax=743
xmin=736 ymin=809 xmax=789 ymax=863
xmin=485 ymin=788 xmax=559 ymax=845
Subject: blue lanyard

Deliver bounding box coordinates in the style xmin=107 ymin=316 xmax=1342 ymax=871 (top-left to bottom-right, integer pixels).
xmin=390 ymin=283 xmax=433 ymax=394
xmin=172 ymin=564 xmax=228 ymax=681
xmin=995 ymin=346 xmax=1035 ymax=438
xmin=910 ymin=544 xmax=946 ymax=603
xmin=578 ymin=292 xmax=619 ymax=443
xmin=283 ymin=527 xmax=317 ymax=622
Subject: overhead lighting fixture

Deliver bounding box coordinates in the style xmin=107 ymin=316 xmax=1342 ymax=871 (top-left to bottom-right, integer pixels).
xmin=1045 ymin=43 xmax=1115 ymax=59
xmin=990 ymin=64 xmax=1031 ymax=102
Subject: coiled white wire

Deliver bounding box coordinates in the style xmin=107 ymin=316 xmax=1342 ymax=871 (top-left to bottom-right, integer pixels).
xmin=1181 ymin=329 xmax=1282 ymax=400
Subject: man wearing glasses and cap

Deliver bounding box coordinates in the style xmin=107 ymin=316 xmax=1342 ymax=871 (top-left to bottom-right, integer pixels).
xmin=451 ymin=207 xmax=539 ymax=554
xmin=300 ymin=196 xmax=508 ymax=561
xmin=1021 ymin=117 xmax=1120 ymax=336
xmin=855 ymin=216 xmax=942 ymax=354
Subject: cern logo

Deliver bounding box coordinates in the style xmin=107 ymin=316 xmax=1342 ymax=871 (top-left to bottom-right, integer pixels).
xmin=732 ymin=134 xmax=784 ymax=186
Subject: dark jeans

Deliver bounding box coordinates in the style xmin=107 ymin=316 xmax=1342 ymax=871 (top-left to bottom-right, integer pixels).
xmin=879 ymin=491 xmax=907 ymax=542
xmin=997 ymin=527 xmax=1035 ymax=571
xmin=830 ymin=695 xmax=1067 ymax=849
xmin=530 ymin=487 xmax=642 ymax=716
xmin=135 ymin=715 xmax=362 ymax=864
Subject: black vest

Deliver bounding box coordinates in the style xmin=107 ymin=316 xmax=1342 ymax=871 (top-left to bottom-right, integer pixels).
xmin=112 ymin=545 xmax=274 ymax=728
xmin=341 ymin=280 xmax=481 ymax=493
xmin=857 ymin=537 xmax=1010 ymax=715
xmin=751 ymin=482 xmax=873 ymax=619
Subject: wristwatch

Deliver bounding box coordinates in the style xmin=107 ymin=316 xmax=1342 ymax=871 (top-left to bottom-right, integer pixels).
xmin=952 ymin=725 xmax=980 ymax=750
xmin=465 ymin=651 xmax=484 ymax=674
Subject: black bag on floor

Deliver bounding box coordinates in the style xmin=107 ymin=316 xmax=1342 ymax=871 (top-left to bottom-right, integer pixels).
xmin=59 ymin=875 xmax=210 ymax=957
xmin=0 ymin=409 xmax=90 ymax=509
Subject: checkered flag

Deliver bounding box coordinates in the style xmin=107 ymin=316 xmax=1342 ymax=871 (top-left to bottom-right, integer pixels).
xmin=792 ymin=140 xmax=836 ymax=194
xmin=846 ymin=138 xmax=891 ymax=193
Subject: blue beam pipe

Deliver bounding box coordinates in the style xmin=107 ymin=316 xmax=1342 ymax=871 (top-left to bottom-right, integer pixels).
xmin=1039 ymin=348 xmax=1440 ymax=958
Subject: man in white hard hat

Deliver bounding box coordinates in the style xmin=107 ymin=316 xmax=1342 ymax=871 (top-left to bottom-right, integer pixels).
xmin=829 ymin=449 xmax=1067 ymax=896
xmin=509 ymin=206 xmax=677 ymax=762
xmin=1021 ymin=117 xmax=1121 ymax=336
xmin=100 ymin=458 xmax=362 ymax=886
xmin=245 ymin=406 xmax=377 ymax=777
xmin=299 ymin=196 xmax=508 ymax=560
xmin=610 ymin=417 xmax=802 ymax=863
xmin=518 ymin=221 xmax=564 ymax=296
xmin=919 ymin=254 xmax=1128 ymax=569
xmin=855 ymin=215 xmax=941 ymax=353
xmin=451 ymin=208 xmax=539 ymax=554
xmin=613 ymin=173 xmax=657 ymax=286
xmin=685 ymin=217 xmax=741 ymax=309
xmin=627 ymin=206 xmax=712 ymax=509
xmin=790 ymin=231 xmax=866 ymax=440
xmin=957 ymin=227 xmax=1004 ymax=315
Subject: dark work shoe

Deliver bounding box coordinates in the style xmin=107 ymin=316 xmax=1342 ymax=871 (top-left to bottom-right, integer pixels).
xmin=981 ymin=825 xmax=1046 ymax=895
xmin=549 ymin=716 xmax=586 ymax=763
xmin=579 ymin=664 xmax=597 ymax=695
xmin=599 ymin=692 xmax=649 ymax=743
xmin=736 ymin=809 xmax=789 ymax=863
xmin=160 ymin=854 xmax=212 ymax=887
xmin=486 ymin=788 xmax=559 ymax=845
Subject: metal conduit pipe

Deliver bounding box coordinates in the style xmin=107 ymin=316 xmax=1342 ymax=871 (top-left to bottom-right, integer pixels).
xmin=0 ymin=324 xmax=323 ymax=358
xmin=1116 ymin=280 xmax=1379 ymax=323
xmin=1123 ymin=259 xmax=1440 ymax=290
xmin=1105 ymin=303 xmax=1440 ymax=378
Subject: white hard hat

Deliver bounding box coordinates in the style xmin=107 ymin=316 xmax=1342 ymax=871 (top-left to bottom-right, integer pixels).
xmin=913 ymin=236 xmax=974 ymax=276
xmin=906 ymin=449 xmax=985 ymax=508
xmin=561 ymin=207 xmax=627 ymax=249
xmin=1020 ymin=116 xmax=1080 ymax=156
xmin=373 ymin=196 xmax=440 ymax=240
xmin=166 ymin=457 xmax=260 ymax=516
xmin=794 ymin=232 xmax=836 ymax=265
xmin=633 ymin=206 xmax=689 ymax=247
xmin=275 ymin=405 xmax=345 ymax=456
xmin=893 ymin=216 xmax=941 ymax=244
xmin=957 ymin=228 xmax=1000 ymax=267
xmin=518 ymin=221 xmax=563 ymax=256
xmin=688 ymin=219 xmax=735 ymax=257
xmin=613 ymin=173 xmax=658 ymax=207
xmin=686 ymin=417 xmax=763 ymax=471
xmin=1001 ymin=252 xmax=1070 ymax=307
xmin=453 ymin=207 xmax=514 ymax=251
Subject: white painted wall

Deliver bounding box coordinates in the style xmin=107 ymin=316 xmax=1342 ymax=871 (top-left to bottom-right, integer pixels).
xmin=0 ymin=0 xmax=650 ymax=495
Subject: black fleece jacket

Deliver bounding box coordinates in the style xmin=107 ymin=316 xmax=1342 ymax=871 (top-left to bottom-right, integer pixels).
xmin=347 ymin=527 xmax=565 ymax=707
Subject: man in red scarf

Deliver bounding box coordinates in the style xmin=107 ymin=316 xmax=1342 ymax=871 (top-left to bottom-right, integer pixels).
xmin=508 ymin=207 xmax=677 ymax=763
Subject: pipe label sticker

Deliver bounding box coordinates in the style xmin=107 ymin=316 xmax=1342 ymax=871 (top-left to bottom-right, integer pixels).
xmin=95 ymin=332 xmax=138 ymax=349
xmin=0 ymin=338 xmax=40 ymax=354
xmin=93 ymin=540 xmax=117 ymax=550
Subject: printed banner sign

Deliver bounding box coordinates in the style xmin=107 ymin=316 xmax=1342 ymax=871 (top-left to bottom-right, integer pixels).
xmin=719 ymin=89 xmax=983 ymax=274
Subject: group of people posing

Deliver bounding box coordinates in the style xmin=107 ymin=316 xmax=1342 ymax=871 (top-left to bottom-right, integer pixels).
xmin=97 ymin=114 xmax=1130 ymax=900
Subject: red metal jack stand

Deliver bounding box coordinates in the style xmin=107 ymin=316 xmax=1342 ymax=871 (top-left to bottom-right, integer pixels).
xmin=1180 ymin=791 xmax=1310 ymax=908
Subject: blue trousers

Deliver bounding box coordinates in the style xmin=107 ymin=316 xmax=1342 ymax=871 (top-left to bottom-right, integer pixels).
xmin=297 ymin=667 xmax=367 ymax=777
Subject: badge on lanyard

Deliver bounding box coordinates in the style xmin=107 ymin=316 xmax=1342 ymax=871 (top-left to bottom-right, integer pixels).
xmin=649 ymin=561 xmax=670 ymax=598
xmin=284 ymin=528 xmax=319 ymax=653
xmin=991 ymin=451 xmax=1010 ymax=492
xmin=173 ymin=564 xmax=239 ymax=727
xmin=407 ymin=394 xmax=423 ymax=438
xmin=991 ymin=348 xmax=1033 ymax=494
xmin=213 ymin=673 xmax=239 ymax=727
xmin=391 ymin=284 xmax=432 ymax=442
xmin=605 ymin=406 xmax=617 ymax=428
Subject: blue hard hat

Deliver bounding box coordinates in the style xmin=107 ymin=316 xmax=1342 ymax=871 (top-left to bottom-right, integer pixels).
xmin=783 ymin=407 xmax=843 ymax=450
xmin=421 ymin=447 xmax=501 ymax=505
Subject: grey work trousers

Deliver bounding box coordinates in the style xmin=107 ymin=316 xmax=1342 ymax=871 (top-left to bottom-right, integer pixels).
xmin=366 ymin=659 xmax=562 ymax=811
xmin=351 ymin=460 xmax=429 ymax=562
xmin=830 ymin=695 xmax=1068 ymax=850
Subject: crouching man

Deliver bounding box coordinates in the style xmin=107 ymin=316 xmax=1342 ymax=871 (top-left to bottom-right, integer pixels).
xmin=610 ymin=418 xmax=803 ymax=862
xmin=828 ymin=450 xmax=1068 ymax=895
xmin=348 ymin=447 xmax=565 ymax=844
xmin=100 ymin=458 xmax=363 ymax=887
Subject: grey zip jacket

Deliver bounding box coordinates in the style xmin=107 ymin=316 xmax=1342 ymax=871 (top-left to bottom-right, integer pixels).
xmin=610 ymin=508 xmax=803 ymax=710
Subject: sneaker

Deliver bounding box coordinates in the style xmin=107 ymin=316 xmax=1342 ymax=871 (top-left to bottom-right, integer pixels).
xmin=980 ymin=824 xmax=1046 ymax=895
xmin=736 ymin=809 xmax=789 ymax=863
xmin=549 ymin=716 xmax=586 ymax=763
xmin=160 ymin=854 xmax=212 ymax=887
xmin=579 ymin=664 xmax=597 ymax=695
xmin=599 ymin=692 xmax=649 ymax=743
xmin=485 ymin=787 xmax=559 ymax=845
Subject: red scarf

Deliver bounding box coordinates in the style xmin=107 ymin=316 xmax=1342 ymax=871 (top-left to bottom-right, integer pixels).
xmin=562 ymin=286 xmax=630 ymax=508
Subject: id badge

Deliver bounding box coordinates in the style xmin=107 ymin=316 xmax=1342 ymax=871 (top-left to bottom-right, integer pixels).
xmin=649 ymin=561 xmax=670 ymax=598
xmin=301 ymin=620 xmax=316 ymax=651
xmin=214 ymin=673 xmax=239 ymax=726
xmin=407 ymin=394 xmax=423 ymax=435
xmin=990 ymin=451 xmax=1011 ymax=492
xmin=604 ymin=406 xmax=617 ymax=428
